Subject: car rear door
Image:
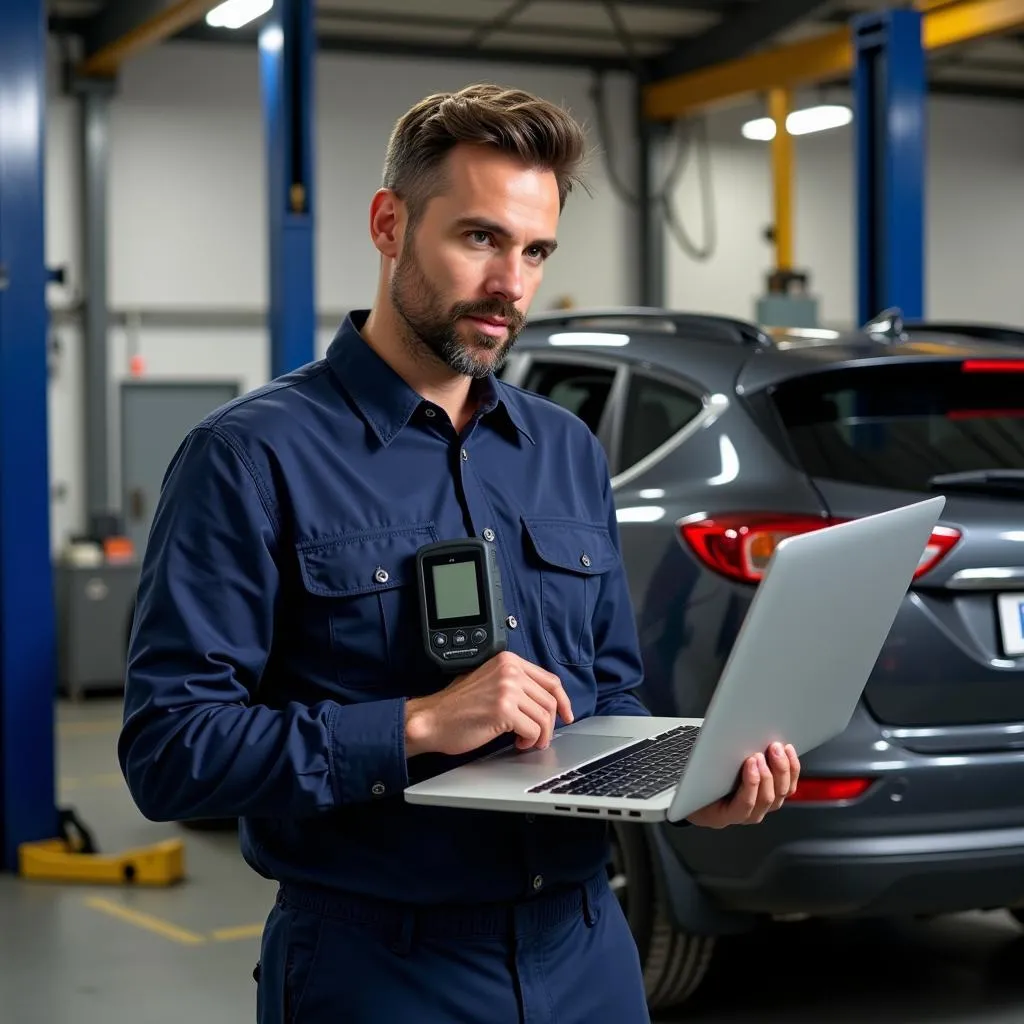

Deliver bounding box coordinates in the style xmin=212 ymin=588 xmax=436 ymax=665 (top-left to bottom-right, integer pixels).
xmin=756 ymin=355 xmax=1024 ymax=729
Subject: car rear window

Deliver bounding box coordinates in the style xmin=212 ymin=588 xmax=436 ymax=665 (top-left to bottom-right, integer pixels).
xmin=768 ymin=361 xmax=1024 ymax=490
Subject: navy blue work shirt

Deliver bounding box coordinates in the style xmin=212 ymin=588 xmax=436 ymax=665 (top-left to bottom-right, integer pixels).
xmin=119 ymin=310 xmax=651 ymax=906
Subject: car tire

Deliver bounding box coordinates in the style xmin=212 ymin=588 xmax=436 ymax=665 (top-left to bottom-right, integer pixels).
xmin=608 ymin=821 xmax=716 ymax=1011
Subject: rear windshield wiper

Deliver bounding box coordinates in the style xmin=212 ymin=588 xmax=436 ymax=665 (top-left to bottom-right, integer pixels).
xmin=928 ymin=469 xmax=1024 ymax=495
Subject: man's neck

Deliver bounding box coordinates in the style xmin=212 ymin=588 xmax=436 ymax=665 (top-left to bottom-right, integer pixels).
xmin=359 ymin=304 xmax=478 ymax=434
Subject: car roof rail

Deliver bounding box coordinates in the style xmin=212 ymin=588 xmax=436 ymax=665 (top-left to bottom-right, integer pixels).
xmin=525 ymin=307 xmax=772 ymax=347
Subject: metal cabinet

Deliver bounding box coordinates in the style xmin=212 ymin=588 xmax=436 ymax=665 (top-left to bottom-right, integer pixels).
xmin=55 ymin=562 xmax=140 ymax=700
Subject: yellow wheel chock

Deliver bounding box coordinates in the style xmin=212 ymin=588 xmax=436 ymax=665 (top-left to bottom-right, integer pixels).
xmin=18 ymin=808 xmax=186 ymax=886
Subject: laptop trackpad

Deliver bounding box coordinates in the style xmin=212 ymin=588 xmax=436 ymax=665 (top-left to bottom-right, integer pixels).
xmin=484 ymin=732 xmax=634 ymax=773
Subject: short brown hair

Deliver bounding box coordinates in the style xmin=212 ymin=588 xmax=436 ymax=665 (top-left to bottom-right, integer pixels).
xmin=382 ymin=83 xmax=589 ymax=226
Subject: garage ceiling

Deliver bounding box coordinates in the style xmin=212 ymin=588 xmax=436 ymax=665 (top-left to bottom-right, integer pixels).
xmin=47 ymin=0 xmax=1024 ymax=101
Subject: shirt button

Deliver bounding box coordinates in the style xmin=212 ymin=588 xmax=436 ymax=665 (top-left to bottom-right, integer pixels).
xmin=424 ymin=408 xmax=436 ymax=418
xmin=371 ymin=782 xmax=386 ymax=797
xmin=532 ymin=874 xmax=544 ymax=891
xmin=374 ymin=567 xmax=389 ymax=584
xmin=461 ymin=447 xmax=468 ymax=461
xmin=483 ymin=528 xmax=495 ymax=542
xmin=580 ymin=554 xmax=591 ymax=568
xmin=506 ymin=615 xmax=518 ymax=630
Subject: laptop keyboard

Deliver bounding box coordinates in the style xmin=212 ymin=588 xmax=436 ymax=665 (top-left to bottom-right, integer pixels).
xmin=526 ymin=725 xmax=701 ymax=800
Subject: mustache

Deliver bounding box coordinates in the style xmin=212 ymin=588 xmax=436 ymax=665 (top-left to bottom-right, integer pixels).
xmin=451 ymin=300 xmax=525 ymax=330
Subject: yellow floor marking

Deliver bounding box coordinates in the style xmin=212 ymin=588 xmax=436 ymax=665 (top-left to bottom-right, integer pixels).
xmin=84 ymin=897 xmax=207 ymax=945
xmin=211 ymin=924 xmax=264 ymax=942
xmin=59 ymin=720 xmax=121 ymax=737
xmin=60 ymin=773 xmax=124 ymax=791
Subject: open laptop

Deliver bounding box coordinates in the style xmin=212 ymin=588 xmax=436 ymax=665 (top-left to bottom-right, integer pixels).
xmin=404 ymin=496 xmax=946 ymax=824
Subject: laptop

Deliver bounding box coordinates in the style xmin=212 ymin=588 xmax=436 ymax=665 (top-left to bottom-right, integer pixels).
xmin=404 ymin=496 xmax=946 ymax=824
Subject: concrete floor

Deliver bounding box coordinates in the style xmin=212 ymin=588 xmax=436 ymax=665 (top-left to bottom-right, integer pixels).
xmin=2 ymin=697 xmax=1024 ymax=1024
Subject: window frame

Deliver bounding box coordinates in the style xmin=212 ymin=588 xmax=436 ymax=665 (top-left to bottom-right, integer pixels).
xmin=501 ymin=351 xmax=628 ymax=458
xmin=607 ymin=365 xmax=717 ymax=485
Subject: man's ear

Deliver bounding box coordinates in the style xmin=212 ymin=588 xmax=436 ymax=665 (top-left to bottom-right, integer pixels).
xmin=369 ymin=189 xmax=403 ymax=259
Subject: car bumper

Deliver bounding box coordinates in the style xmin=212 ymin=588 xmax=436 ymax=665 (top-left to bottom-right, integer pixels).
xmin=667 ymin=704 xmax=1024 ymax=919
xmin=696 ymin=827 xmax=1024 ymax=917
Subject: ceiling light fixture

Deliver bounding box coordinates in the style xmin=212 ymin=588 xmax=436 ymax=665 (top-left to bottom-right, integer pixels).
xmin=206 ymin=0 xmax=273 ymax=30
xmin=741 ymin=104 xmax=853 ymax=141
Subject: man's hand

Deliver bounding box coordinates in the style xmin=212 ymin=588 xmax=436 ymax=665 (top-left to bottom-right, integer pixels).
xmin=404 ymin=651 xmax=574 ymax=758
xmin=686 ymin=742 xmax=801 ymax=829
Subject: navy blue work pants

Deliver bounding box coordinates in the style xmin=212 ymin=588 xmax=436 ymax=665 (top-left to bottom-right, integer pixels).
xmin=254 ymin=870 xmax=651 ymax=1024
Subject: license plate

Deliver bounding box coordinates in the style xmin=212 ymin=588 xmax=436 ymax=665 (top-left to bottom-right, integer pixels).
xmin=996 ymin=593 xmax=1024 ymax=657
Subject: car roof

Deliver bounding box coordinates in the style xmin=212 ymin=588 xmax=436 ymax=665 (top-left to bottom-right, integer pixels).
xmin=516 ymin=308 xmax=1024 ymax=391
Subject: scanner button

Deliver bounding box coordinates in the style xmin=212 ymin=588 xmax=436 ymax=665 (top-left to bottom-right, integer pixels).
xmin=482 ymin=528 xmax=495 ymax=542
xmin=373 ymin=567 xmax=389 ymax=584
xmin=471 ymin=628 xmax=487 ymax=644
xmin=506 ymin=615 xmax=518 ymax=630
xmin=432 ymin=633 xmax=447 ymax=648
xmin=453 ymin=631 xmax=467 ymax=646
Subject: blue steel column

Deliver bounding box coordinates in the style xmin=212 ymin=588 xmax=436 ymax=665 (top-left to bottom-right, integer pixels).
xmin=0 ymin=0 xmax=59 ymax=869
xmin=853 ymin=8 xmax=927 ymax=325
xmin=260 ymin=0 xmax=317 ymax=378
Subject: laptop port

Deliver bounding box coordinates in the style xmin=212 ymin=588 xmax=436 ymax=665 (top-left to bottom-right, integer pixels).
xmin=577 ymin=807 xmax=599 ymax=814
xmin=608 ymin=809 xmax=621 ymax=816
xmin=629 ymin=811 xmax=641 ymax=818
xmin=555 ymin=806 xmax=571 ymax=812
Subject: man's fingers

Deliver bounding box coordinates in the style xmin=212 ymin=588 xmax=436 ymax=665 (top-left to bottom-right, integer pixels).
xmin=768 ymin=743 xmax=791 ymax=811
xmin=785 ymin=744 xmax=801 ymax=797
xmin=752 ymin=754 xmax=775 ymax=822
xmin=735 ymin=756 xmax=761 ymax=820
xmin=518 ymin=660 xmax=574 ymax=724
xmin=518 ymin=679 xmax=559 ymax=748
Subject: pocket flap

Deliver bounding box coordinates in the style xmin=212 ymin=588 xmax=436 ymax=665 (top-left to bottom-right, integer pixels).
xmin=296 ymin=523 xmax=437 ymax=597
xmin=521 ymin=516 xmax=618 ymax=575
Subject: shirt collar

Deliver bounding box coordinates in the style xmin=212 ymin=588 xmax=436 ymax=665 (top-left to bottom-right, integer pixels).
xmin=325 ymin=310 xmax=535 ymax=447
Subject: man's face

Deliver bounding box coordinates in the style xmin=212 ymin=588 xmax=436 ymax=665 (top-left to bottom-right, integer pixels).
xmin=389 ymin=144 xmax=561 ymax=379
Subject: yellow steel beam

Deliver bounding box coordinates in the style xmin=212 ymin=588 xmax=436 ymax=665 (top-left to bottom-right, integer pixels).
xmin=644 ymin=0 xmax=1024 ymax=121
xmin=769 ymin=89 xmax=794 ymax=272
xmin=78 ymin=1 xmax=223 ymax=78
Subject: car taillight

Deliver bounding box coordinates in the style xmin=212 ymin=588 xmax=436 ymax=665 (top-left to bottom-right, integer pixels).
xmin=678 ymin=512 xmax=961 ymax=584
xmin=787 ymin=777 xmax=873 ymax=803
xmin=961 ymin=359 xmax=1024 ymax=373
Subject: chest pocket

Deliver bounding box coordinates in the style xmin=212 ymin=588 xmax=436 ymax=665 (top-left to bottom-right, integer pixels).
xmin=521 ymin=516 xmax=618 ymax=668
xmin=295 ymin=523 xmax=438 ymax=692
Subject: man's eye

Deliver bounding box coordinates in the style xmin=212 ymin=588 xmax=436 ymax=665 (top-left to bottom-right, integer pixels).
xmin=470 ymin=231 xmax=491 ymax=245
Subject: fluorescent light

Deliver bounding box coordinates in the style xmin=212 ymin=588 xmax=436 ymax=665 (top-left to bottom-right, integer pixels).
xmin=741 ymin=104 xmax=853 ymax=141
xmin=741 ymin=117 xmax=777 ymax=141
xmin=786 ymin=104 xmax=853 ymax=135
xmin=547 ymin=332 xmax=630 ymax=347
xmin=206 ymin=0 xmax=273 ymax=29
xmin=616 ymin=506 xmax=666 ymax=524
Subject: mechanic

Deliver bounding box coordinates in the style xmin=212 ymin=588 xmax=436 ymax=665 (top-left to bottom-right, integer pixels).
xmin=118 ymin=83 xmax=801 ymax=1024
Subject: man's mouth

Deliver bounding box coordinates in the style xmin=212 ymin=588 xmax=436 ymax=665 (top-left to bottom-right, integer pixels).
xmin=465 ymin=315 xmax=509 ymax=337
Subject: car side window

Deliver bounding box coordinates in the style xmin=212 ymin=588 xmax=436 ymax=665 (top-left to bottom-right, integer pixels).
xmin=520 ymin=361 xmax=616 ymax=435
xmin=619 ymin=374 xmax=704 ymax=469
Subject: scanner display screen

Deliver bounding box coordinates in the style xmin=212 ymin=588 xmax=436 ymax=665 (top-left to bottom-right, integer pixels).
xmin=431 ymin=561 xmax=481 ymax=621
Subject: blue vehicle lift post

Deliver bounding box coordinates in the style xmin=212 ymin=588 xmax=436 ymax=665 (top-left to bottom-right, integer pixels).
xmin=853 ymin=8 xmax=927 ymax=325
xmin=0 ymin=0 xmax=59 ymax=871
xmin=260 ymin=0 xmax=317 ymax=378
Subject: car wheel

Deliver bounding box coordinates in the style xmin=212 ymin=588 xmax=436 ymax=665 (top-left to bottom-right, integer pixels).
xmin=608 ymin=821 xmax=716 ymax=1011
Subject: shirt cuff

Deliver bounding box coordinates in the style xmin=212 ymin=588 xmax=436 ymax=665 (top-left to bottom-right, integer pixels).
xmin=329 ymin=697 xmax=409 ymax=805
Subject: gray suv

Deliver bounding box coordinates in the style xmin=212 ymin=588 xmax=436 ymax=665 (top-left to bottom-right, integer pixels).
xmin=499 ymin=308 xmax=1024 ymax=1010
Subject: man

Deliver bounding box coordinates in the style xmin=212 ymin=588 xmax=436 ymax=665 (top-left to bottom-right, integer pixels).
xmin=119 ymin=84 xmax=800 ymax=1024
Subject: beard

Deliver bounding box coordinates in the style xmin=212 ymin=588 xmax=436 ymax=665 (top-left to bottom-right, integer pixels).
xmin=390 ymin=238 xmax=526 ymax=379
